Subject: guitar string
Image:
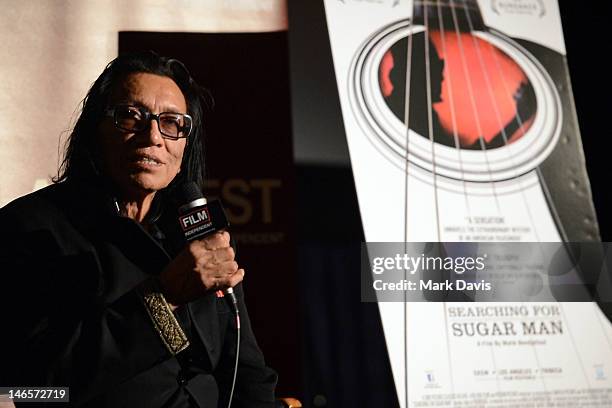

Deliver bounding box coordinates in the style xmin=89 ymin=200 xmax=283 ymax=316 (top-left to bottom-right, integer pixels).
xmin=432 ymin=0 xmax=476 ymax=396
xmin=402 ymin=4 xmax=416 ymax=407
xmin=459 ymin=0 xmax=539 ymax=241
xmin=457 ymin=0 xmax=551 ymax=394
xmin=424 ymin=4 xmax=457 ymax=398
xmin=435 ymin=0 xmax=471 ymax=216
xmin=424 ymin=0 xmax=442 ymax=244
xmin=446 ymin=2 xmax=510 ymax=395
xmin=448 ymin=0 xmax=501 ymax=214
xmin=425 ymin=2 xmax=465 ymax=398
xmin=461 ymin=0 xmax=595 ymax=391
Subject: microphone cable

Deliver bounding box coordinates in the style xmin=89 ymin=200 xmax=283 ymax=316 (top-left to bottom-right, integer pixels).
xmin=224 ymin=287 xmax=240 ymax=408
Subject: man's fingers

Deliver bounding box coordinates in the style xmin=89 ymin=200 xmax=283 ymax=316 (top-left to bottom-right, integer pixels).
xmin=201 ymin=231 xmax=230 ymax=250
xmin=213 ymin=266 xmax=243 ymax=289
xmin=192 ymin=246 xmax=234 ymax=268
xmin=213 ymin=247 xmax=235 ymax=263
xmin=215 ymin=260 xmax=238 ymax=275
xmin=219 ymin=231 xmax=230 ymax=246
xmin=198 ymin=260 xmax=239 ymax=288
xmin=228 ymin=268 xmax=245 ymax=288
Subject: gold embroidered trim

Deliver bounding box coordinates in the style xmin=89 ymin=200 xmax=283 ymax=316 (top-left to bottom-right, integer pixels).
xmin=139 ymin=279 xmax=189 ymax=355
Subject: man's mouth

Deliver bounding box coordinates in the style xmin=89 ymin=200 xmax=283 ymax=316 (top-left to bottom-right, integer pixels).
xmin=132 ymin=154 xmax=163 ymax=166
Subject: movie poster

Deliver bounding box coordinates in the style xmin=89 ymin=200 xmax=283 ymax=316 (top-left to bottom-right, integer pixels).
xmin=323 ymin=0 xmax=612 ymax=406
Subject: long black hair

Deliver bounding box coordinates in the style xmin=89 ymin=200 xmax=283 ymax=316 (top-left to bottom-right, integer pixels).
xmin=55 ymin=51 xmax=212 ymax=191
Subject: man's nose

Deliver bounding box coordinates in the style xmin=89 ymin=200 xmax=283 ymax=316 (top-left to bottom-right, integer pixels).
xmin=140 ymin=117 xmax=164 ymax=146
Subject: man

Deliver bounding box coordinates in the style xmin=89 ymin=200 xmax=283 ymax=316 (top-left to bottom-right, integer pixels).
xmin=0 ymin=51 xmax=277 ymax=407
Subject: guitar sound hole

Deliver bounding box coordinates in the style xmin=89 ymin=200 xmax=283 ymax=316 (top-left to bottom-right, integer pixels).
xmin=379 ymin=30 xmax=537 ymax=150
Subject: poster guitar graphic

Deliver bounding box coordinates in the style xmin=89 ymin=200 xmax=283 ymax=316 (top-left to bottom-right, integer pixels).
xmin=324 ymin=0 xmax=612 ymax=406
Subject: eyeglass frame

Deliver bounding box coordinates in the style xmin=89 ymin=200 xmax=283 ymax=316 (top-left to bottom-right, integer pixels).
xmin=104 ymin=104 xmax=193 ymax=140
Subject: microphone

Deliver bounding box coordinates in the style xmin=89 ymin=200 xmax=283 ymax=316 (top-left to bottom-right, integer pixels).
xmin=176 ymin=182 xmax=238 ymax=311
xmin=177 ymin=182 xmax=229 ymax=241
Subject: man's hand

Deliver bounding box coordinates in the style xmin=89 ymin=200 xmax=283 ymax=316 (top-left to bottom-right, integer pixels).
xmin=158 ymin=231 xmax=244 ymax=308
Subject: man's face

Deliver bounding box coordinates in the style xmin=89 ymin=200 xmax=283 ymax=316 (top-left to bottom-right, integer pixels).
xmin=97 ymin=72 xmax=188 ymax=198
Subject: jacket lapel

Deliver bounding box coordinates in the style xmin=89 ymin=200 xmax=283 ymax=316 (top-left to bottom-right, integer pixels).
xmin=188 ymin=294 xmax=221 ymax=367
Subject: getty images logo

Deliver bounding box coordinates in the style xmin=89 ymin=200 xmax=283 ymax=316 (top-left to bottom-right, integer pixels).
xmin=180 ymin=207 xmax=211 ymax=231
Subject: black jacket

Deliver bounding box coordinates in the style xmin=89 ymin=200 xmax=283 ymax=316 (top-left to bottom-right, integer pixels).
xmin=0 ymin=180 xmax=277 ymax=407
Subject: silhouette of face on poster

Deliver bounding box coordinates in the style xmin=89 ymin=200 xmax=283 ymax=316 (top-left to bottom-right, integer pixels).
xmin=379 ymin=31 xmax=537 ymax=151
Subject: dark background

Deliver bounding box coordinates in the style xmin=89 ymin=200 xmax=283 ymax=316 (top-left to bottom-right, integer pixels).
xmin=559 ymin=2 xmax=612 ymax=241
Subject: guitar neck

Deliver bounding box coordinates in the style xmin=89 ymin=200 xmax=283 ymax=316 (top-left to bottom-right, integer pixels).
xmin=412 ymin=0 xmax=486 ymax=31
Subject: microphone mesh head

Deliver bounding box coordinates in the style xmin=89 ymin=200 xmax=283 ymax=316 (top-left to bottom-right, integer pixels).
xmin=177 ymin=181 xmax=204 ymax=204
